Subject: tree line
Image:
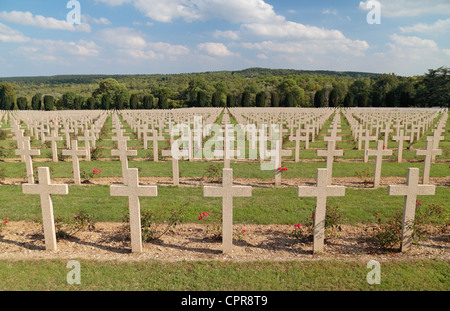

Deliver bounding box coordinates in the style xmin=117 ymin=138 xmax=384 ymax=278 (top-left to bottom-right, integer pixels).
xmin=0 ymin=66 xmax=448 ymax=111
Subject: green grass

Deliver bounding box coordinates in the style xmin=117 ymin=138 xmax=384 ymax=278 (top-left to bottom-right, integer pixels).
xmin=0 ymin=184 xmax=447 ymax=225
xmin=0 ymin=259 xmax=448 ymax=291
xmin=1 ymin=159 xmax=449 ymax=179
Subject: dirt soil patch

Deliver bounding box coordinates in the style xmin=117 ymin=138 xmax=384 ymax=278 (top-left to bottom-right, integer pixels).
xmin=0 ymin=221 xmax=448 ymax=263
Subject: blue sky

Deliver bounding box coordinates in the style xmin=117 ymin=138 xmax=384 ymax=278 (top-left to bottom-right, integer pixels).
xmin=0 ymin=0 xmax=449 ymax=77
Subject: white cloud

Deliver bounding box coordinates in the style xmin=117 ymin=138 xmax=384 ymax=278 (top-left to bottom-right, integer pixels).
xmin=399 ymin=18 xmax=450 ymax=35
xmin=213 ymin=30 xmax=240 ymax=40
xmin=389 ymin=34 xmax=438 ymax=51
xmin=359 ymin=0 xmax=450 ymax=17
xmin=97 ymin=27 xmax=189 ymax=61
xmin=95 ymin=0 xmax=284 ymax=24
xmin=197 ymin=42 xmax=234 ymax=57
xmin=82 ymin=15 xmax=112 ymax=25
xmin=0 ymin=22 xmax=29 ymax=43
xmin=322 ymin=9 xmax=338 ymax=15
xmin=241 ymin=21 xmax=346 ymax=40
xmin=18 ymin=39 xmax=100 ymax=62
xmin=97 ymin=27 xmax=147 ymax=49
xmin=0 ymin=10 xmax=91 ymax=32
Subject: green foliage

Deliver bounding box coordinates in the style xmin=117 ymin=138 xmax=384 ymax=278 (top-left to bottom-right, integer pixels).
xmin=43 ymin=95 xmax=54 ymax=111
xmin=2 ymin=66 xmax=448 ymax=109
xmin=0 ymin=82 xmax=16 ymax=110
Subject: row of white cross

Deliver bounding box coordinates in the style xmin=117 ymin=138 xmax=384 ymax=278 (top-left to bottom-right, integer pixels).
xmin=22 ymin=164 xmax=435 ymax=255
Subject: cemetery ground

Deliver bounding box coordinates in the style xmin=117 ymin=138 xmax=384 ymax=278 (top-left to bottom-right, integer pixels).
xmin=0 ymin=108 xmax=448 ymax=291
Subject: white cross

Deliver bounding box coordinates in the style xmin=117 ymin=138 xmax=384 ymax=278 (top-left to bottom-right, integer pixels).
xmin=297 ymin=168 xmax=345 ymax=253
xmin=22 ymin=167 xmax=69 ymax=251
xmin=110 ymin=168 xmax=158 ymax=253
xmin=62 ymin=140 xmax=88 ymax=185
xmin=367 ymin=140 xmax=393 ymax=188
xmin=388 ymin=168 xmax=435 ymax=252
xmin=15 ymin=137 xmax=40 ymax=184
xmin=111 ymin=140 xmax=138 ymax=185
xmin=45 ymin=130 xmax=62 ymax=162
xmin=415 ymin=137 xmax=442 ymax=184
xmin=392 ymin=129 xmax=409 ymax=163
xmin=203 ymin=168 xmax=252 ymax=254
xmin=317 ymin=139 xmax=343 ymax=185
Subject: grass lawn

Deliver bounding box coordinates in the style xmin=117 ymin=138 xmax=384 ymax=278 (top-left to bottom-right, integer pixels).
xmin=0 ymin=184 xmax=447 ymax=225
xmin=0 ymin=259 xmax=448 ymax=291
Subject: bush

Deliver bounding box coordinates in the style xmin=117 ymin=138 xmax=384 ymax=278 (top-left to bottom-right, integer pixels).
xmin=368 ymin=201 xmax=446 ymax=250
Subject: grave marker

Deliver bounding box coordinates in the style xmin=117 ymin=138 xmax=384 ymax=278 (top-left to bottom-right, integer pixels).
xmin=367 ymin=140 xmax=393 ymax=188
xmin=388 ymin=168 xmax=435 ymax=252
xmin=203 ymin=168 xmax=252 ymax=254
xmin=110 ymin=168 xmax=158 ymax=253
xmin=297 ymin=168 xmax=345 ymax=253
xmin=22 ymin=167 xmax=69 ymax=251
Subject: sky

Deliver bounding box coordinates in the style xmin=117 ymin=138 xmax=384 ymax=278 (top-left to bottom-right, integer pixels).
xmin=0 ymin=0 xmax=449 ymax=77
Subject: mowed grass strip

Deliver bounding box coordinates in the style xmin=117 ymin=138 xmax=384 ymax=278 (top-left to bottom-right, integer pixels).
xmin=0 ymin=259 xmax=448 ymax=291
xmin=0 ymin=184 xmax=447 ymax=225
xmin=1 ymin=159 xmax=449 ymax=179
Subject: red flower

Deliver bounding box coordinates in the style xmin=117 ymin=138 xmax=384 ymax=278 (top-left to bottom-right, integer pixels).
xmin=278 ymin=167 xmax=282 ymax=170
xmin=242 ymin=229 xmax=246 ymax=233
xmin=283 ymin=167 xmax=287 ymax=171
xmin=294 ymin=223 xmax=301 ymax=229
xmin=311 ymin=213 xmax=315 ymax=219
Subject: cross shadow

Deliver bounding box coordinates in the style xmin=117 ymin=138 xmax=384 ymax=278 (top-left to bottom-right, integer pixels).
xmin=0 ymin=235 xmax=46 ymax=251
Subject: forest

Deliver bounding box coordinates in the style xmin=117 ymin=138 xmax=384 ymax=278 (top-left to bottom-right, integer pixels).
xmin=0 ymin=66 xmax=448 ymax=111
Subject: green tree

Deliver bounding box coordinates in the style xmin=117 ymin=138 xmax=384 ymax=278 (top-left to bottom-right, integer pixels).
xmin=270 ymin=91 xmax=280 ymax=107
xmin=211 ymin=91 xmax=223 ymax=107
xmin=93 ymin=78 xmax=130 ymax=107
xmin=226 ymin=94 xmax=236 ymax=107
xmin=31 ymin=94 xmax=42 ymax=110
xmin=415 ymin=67 xmax=450 ymax=107
xmin=130 ymin=94 xmax=139 ymax=109
xmin=196 ymin=91 xmax=208 ymax=107
xmin=17 ymin=97 xmax=28 ymax=110
xmin=101 ymin=94 xmax=112 ymax=110
xmin=43 ymin=95 xmax=54 ymax=111
xmin=86 ymin=97 xmax=96 ymax=110
xmin=0 ymin=83 xmax=16 ymax=110
xmin=343 ymin=91 xmax=354 ymax=107
xmin=62 ymin=91 xmax=77 ymax=110
xmin=73 ymin=96 xmax=84 ymax=110
xmin=241 ymin=90 xmax=251 ymax=107
xmin=142 ymin=95 xmax=154 ymax=109
xmin=158 ymin=95 xmax=169 ymax=109
xmin=255 ymin=91 xmax=266 ymax=107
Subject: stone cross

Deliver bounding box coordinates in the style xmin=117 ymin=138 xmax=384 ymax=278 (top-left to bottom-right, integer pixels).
xmin=45 ymin=130 xmax=63 ymax=162
xmin=62 ymin=140 xmax=88 ymax=185
xmin=415 ymin=137 xmax=442 ymax=184
xmin=392 ymin=129 xmax=409 ymax=163
xmin=297 ymin=168 xmax=345 ymax=254
xmin=15 ymin=136 xmax=40 ymax=184
xmin=162 ymin=148 xmax=180 ymax=186
xmin=380 ymin=121 xmax=393 ymax=147
xmin=78 ymin=130 xmax=95 ymax=161
xmin=150 ymin=130 xmax=165 ymax=162
xmin=429 ymin=129 xmax=444 ymax=162
xmin=367 ymin=140 xmax=393 ymax=188
xmin=363 ymin=129 xmax=377 ymax=163
xmin=388 ymin=168 xmax=435 ymax=252
xmin=274 ymin=125 xmax=292 ymax=187
xmin=110 ymin=168 xmax=158 ymax=253
xmin=289 ymin=129 xmax=307 ymax=162
xmin=317 ymin=139 xmax=343 ymax=185
xmin=203 ymin=168 xmax=252 ymax=254
xmin=60 ymin=124 xmax=74 ymax=149
xmin=22 ymin=167 xmax=69 ymax=251
xmin=111 ymin=140 xmax=138 ymax=185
